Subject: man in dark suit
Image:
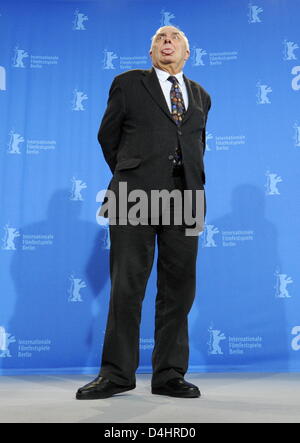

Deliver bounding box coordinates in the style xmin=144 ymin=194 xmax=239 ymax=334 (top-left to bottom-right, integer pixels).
xmin=76 ymin=26 xmax=211 ymax=400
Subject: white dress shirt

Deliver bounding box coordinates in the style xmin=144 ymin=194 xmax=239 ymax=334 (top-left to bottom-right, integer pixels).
xmin=153 ymin=66 xmax=189 ymax=113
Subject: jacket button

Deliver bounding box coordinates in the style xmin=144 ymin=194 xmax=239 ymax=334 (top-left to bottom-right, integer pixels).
xmin=168 ymin=154 xmax=174 ymax=160
xmin=177 ymin=130 xmax=182 ymax=135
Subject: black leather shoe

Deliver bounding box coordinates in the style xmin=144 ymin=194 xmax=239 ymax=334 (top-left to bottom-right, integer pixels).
xmin=152 ymin=378 xmax=200 ymax=398
xmin=76 ymin=376 xmax=136 ymax=400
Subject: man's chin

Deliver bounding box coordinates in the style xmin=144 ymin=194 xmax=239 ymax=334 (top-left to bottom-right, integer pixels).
xmin=160 ymin=59 xmax=174 ymax=64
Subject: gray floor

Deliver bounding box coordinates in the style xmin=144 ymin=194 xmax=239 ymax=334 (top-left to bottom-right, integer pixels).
xmin=0 ymin=373 xmax=300 ymax=423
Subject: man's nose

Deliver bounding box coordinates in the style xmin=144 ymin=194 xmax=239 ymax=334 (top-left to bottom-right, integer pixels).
xmin=164 ymin=38 xmax=171 ymax=44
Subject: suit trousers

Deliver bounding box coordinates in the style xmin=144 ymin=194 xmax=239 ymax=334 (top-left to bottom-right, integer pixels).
xmin=99 ymin=171 xmax=199 ymax=387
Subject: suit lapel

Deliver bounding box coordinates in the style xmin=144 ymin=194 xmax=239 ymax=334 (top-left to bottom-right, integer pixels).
xmin=182 ymin=74 xmax=197 ymax=125
xmin=141 ymin=68 xmax=199 ymax=126
xmin=141 ymin=68 xmax=176 ymax=125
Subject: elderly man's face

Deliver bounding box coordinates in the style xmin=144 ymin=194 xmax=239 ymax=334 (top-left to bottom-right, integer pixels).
xmin=150 ymin=26 xmax=190 ymax=73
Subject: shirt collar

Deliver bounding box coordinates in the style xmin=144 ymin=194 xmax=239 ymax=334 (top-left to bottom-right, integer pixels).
xmin=153 ymin=66 xmax=185 ymax=87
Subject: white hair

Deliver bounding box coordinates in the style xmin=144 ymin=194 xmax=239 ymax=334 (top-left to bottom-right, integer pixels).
xmin=150 ymin=26 xmax=190 ymax=51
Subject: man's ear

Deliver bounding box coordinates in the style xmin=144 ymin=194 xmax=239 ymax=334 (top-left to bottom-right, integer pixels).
xmin=184 ymin=49 xmax=190 ymax=61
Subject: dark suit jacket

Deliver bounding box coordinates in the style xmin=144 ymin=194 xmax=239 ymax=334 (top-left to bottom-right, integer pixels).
xmin=98 ymin=67 xmax=211 ymax=218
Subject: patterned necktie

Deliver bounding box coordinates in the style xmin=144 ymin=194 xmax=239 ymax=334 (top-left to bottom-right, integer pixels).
xmin=167 ymin=75 xmax=185 ymax=166
xmin=168 ymin=75 xmax=186 ymax=124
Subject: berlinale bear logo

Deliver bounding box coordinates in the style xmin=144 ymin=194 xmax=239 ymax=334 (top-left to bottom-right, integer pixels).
xmin=0 ymin=327 xmax=16 ymax=358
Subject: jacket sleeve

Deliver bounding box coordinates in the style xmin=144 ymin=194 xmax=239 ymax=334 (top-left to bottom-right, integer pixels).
xmin=202 ymin=93 xmax=211 ymax=155
xmin=98 ymin=77 xmax=126 ymax=174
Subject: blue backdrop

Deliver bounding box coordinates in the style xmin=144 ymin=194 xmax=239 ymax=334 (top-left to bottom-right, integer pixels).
xmin=1 ymin=0 xmax=300 ymax=375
